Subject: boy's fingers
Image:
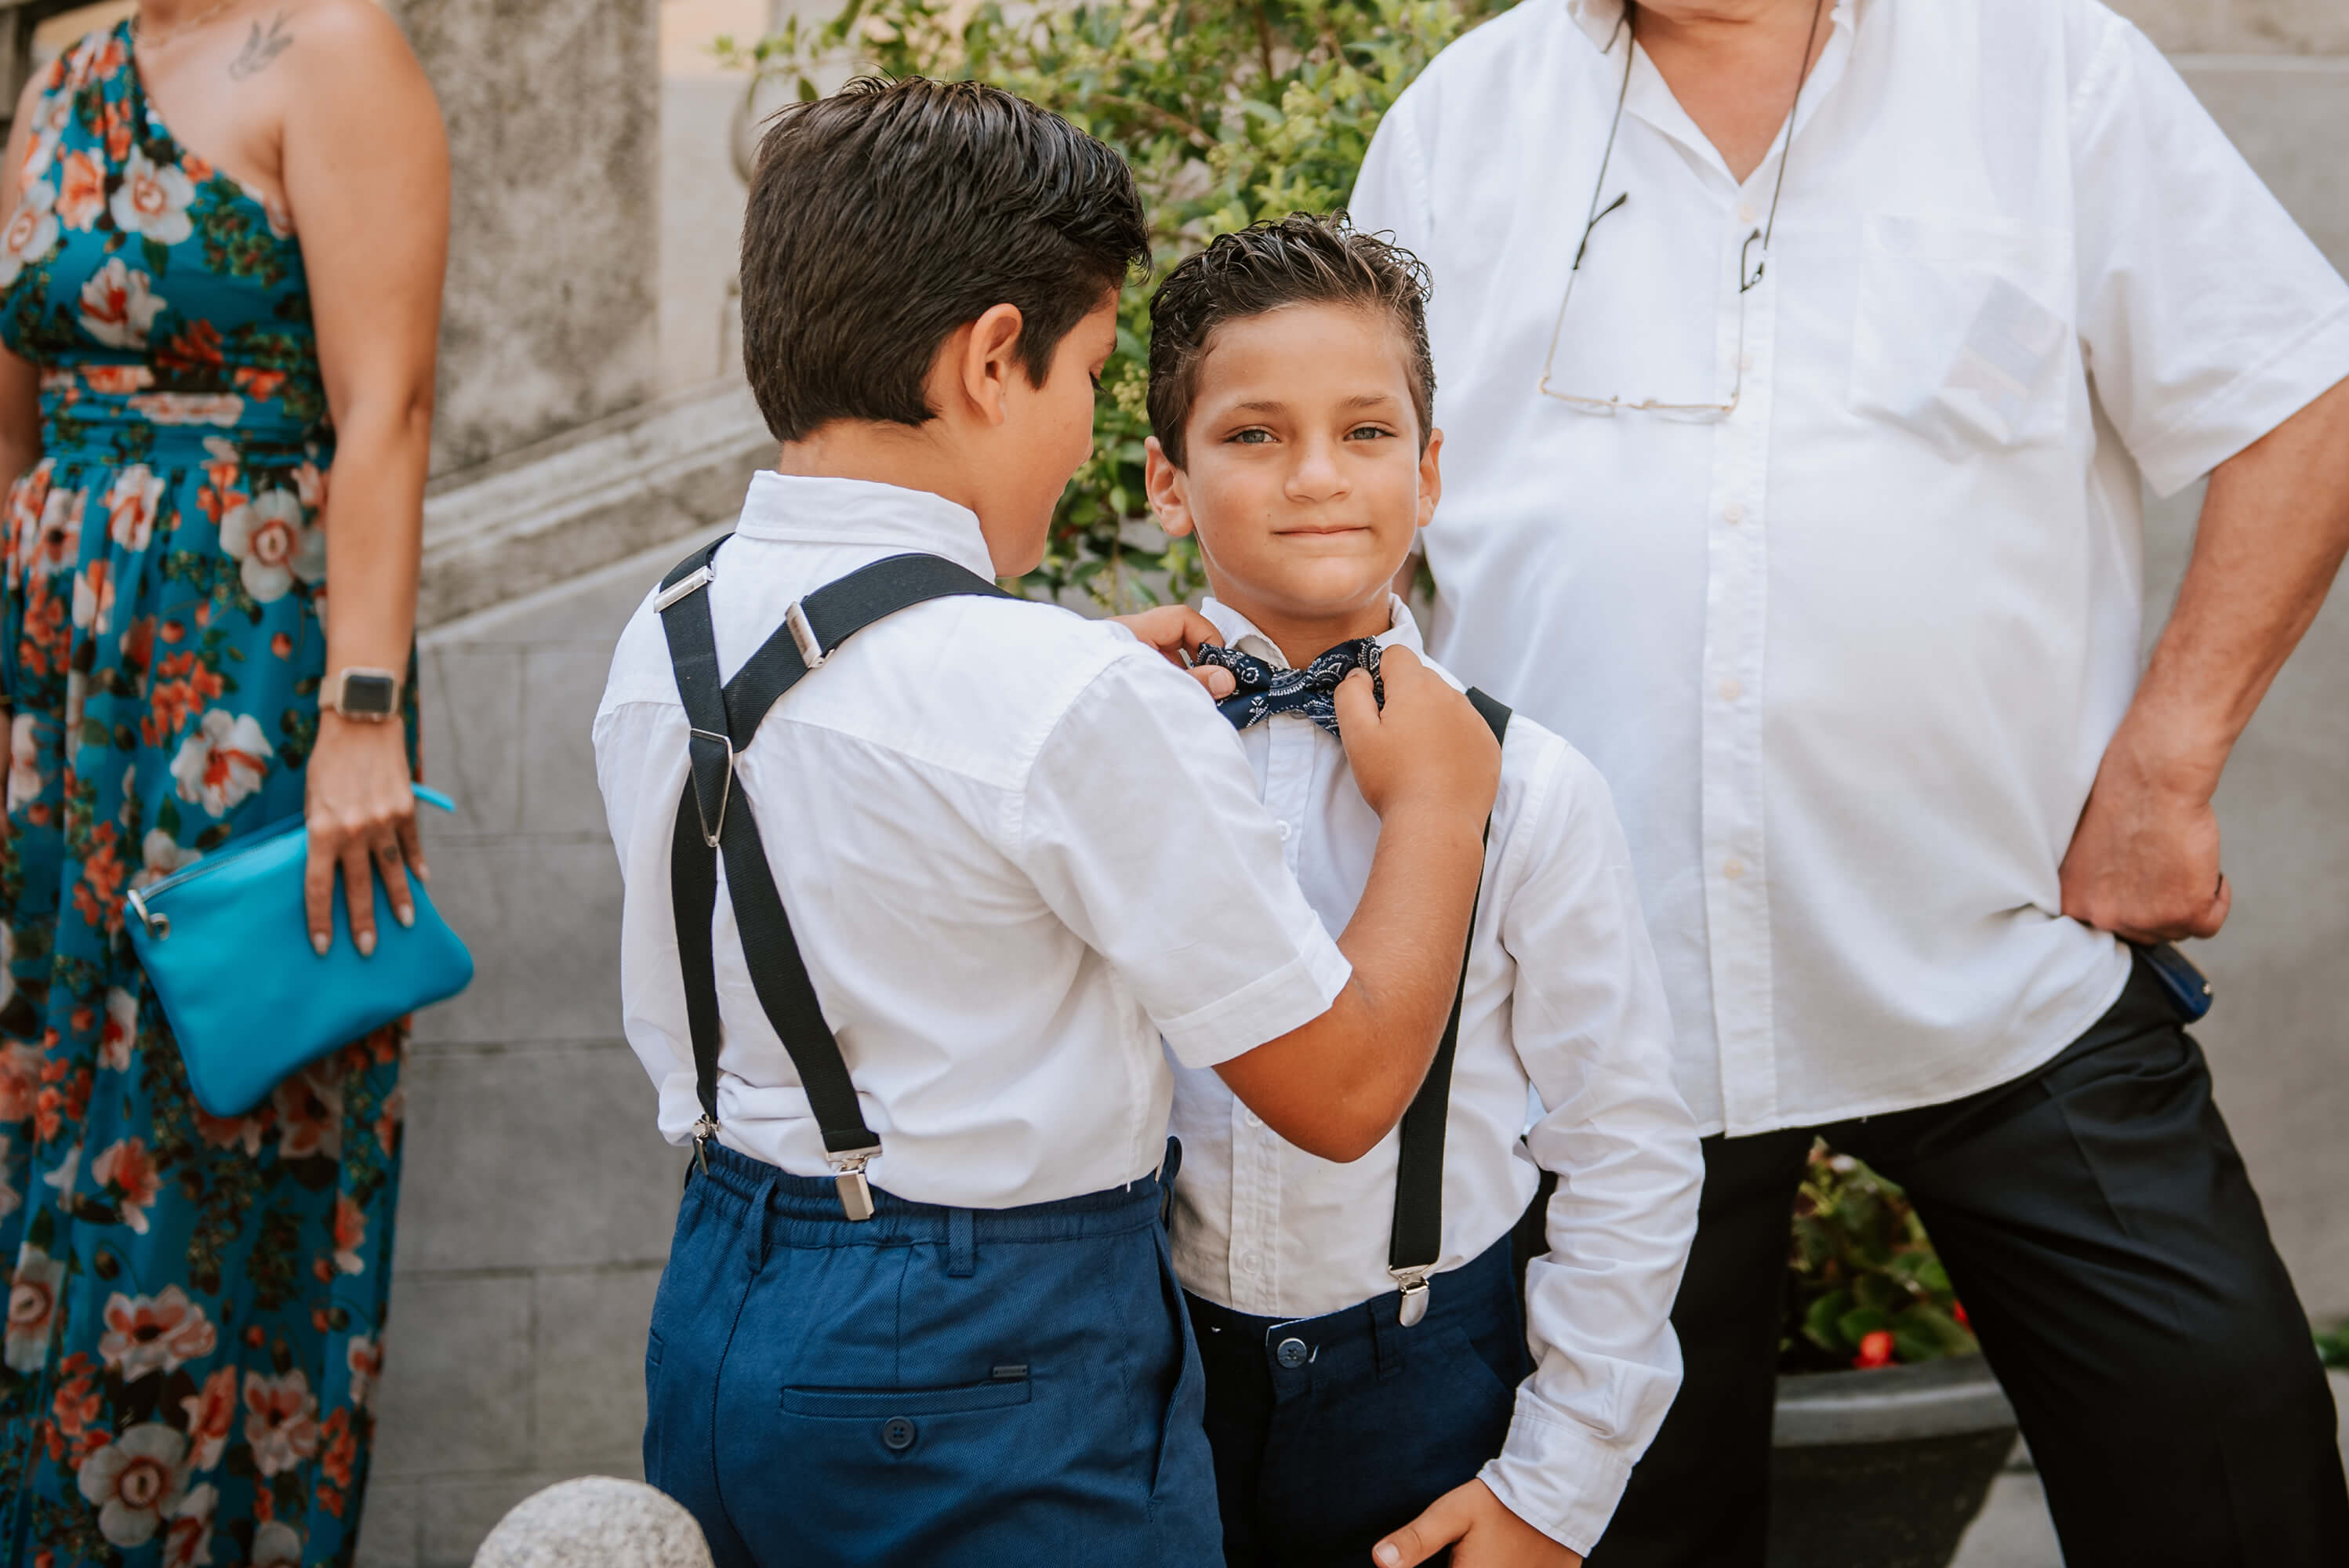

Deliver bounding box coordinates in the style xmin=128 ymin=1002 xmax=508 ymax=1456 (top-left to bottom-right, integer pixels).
xmin=1189 ymin=664 xmax=1235 ymax=699
xmin=1333 ymin=667 xmax=1381 ymax=731
xmin=1121 ymin=604 xmax=1222 ymax=666
xmin=1373 ymin=1492 xmax=1472 ymax=1567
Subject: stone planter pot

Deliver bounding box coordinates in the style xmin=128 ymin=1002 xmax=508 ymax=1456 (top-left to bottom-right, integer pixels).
xmin=1766 ymin=1354 xmax=2019 ymax=1568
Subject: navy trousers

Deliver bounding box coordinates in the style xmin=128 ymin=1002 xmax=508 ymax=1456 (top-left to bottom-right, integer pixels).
xmin=1589 ymin=953 xmax=2349 ymax=1567
xmin=644 ymin=1142 xmax=1223 ymax=1568
xmin=1186 ymin=1235 xmax=1527 ymax=1566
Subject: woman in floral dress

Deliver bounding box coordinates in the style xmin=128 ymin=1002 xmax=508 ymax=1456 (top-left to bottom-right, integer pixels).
xmin=0 ymin=2 xmax=448 ymax=1563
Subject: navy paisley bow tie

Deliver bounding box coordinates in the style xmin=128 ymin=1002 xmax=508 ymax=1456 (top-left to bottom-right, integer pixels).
xmin=1194 ymin=638 xmax=1385 ymax=737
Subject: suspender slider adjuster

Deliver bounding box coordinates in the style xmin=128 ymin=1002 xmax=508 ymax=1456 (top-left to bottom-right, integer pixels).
xmin=691 ymin=1114 xmax=718 ymax=1174
xmin=1389 ymin=1265 xmax=1432 ymax=1328
xmin=785 ymin=598 xmax=828 ymax=670
xmin=655 ymin=564 xmax=714 ymax=612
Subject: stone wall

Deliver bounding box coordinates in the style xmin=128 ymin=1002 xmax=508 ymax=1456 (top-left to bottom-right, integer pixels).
xmin=350 ymin=9 xmax=2349 ymax=1566
xmin=392 ymin=0 xmax=662 ymax=476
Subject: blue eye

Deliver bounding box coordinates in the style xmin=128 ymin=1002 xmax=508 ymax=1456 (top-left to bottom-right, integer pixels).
xmin=1229 ymin=429 xmax=1274 ymax=445
xmin=1347 ymin=425 xmax=1392 ymax=441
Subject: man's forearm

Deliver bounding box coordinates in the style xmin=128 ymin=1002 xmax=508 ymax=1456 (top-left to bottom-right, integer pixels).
xmin=2128 ymin=373 xmax=2349 ymax=788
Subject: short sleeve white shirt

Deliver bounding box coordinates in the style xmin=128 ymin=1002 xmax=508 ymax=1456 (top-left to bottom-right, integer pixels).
xmin=593 ymin=473 xmax=1352 ymax=1206
xmin=1352 ymin=0 xmax=2349 ymax=1134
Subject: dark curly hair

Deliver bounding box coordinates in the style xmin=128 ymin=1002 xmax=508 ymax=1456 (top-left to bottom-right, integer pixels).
xmin=1146 ymin=212 xmax=1435 ymax=468
xmin=740 ymin=77 xmax=1152 ymax=444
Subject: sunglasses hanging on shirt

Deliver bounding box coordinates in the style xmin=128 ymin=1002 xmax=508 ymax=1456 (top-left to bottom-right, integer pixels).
xmin=1536 ymin=0 xmax=1829 ymax=420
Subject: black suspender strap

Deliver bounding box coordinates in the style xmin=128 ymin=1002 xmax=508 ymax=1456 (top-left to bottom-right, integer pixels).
xmin=1385 ymin=687 xmax=1512 ymax=1326
xmin=655 ymin=538 xmax=1009 ymax=1219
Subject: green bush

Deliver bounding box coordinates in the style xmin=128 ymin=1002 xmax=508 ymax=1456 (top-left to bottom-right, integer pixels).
xmin=1784 ymin=1142 xmax=1980 ymax=1372
xmin=720 ymin=0 xmax=1507 ymax=609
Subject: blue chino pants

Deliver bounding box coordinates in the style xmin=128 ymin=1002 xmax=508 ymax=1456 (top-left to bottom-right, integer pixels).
xmin=1185 ymin=1235 xmax=1528 ymax=1566
xmin=644 ymin=1142 xmax=1223 ymax=1567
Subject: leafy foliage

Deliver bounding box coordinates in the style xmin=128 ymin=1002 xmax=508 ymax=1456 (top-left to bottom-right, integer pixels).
xmin=1783 ymin=1141 xmax=1980 ymax=1372
xmin=2317 ymin=1320 xmax=2349 ymax=1370
xmin=719 ymin=0 xmax=1505 ymax=608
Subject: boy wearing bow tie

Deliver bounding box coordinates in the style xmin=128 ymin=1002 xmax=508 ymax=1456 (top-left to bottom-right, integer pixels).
xmin=1130 ymin=215 xmax=1704 ymax=1568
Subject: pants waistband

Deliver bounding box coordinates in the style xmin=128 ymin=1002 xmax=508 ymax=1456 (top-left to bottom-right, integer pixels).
xmin=688 ymin=1138 xmax=1172 ymax=1248
xmin=1185 ymin=1231 xmax=1519 ymax=1360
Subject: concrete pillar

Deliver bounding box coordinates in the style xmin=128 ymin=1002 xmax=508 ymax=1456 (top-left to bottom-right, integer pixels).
xmin=391 ymin=0 xmax=661 ymax=475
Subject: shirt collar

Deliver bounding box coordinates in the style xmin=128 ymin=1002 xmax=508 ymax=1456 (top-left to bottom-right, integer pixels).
xmin=733 ymin=470 xmax=999 ymax=582
xmin=1199 ymin=593 xmax=1424 ymax=670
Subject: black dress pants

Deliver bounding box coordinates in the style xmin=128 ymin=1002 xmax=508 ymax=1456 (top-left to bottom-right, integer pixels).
xmin=1588 ymin=953 xmax=2349 ymax=1568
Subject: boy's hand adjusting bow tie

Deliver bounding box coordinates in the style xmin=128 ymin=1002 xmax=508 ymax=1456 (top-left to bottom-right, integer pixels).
xmin=1193 ymin=639 xmax=1385 ymax=736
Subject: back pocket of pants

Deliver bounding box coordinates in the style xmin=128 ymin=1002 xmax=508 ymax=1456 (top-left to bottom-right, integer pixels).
xmin=781 ymin=1372 xmax=1033 ymax=1419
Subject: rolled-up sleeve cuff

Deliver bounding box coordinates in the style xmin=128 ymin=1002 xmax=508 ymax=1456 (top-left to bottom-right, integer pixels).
xmin=2139 ymin=301 xmax=2349 ymax=498
xmin=1478 ymin=1411 xmax=1640 ymax=1559
xmin=1155 ymin=920 xmax=1352 ymax=1071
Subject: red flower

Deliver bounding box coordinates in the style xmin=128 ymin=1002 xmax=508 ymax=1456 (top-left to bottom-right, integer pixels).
xmin=1852 ymin=1330 xmax=1897 ymax=1370
xmin=1951 ymin=1301 xmax=1970 ymax=1330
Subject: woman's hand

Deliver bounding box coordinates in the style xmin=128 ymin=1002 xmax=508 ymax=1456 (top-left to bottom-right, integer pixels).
xmin=1374 ymin=1480 xmax=1582 ymax=1567
xmin=303 ymin=712 xmax=423 ymax=957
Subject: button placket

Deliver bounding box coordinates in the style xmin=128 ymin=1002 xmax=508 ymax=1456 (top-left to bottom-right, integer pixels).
xmin=1699 ymin=249 xmax=1781 ymax=1131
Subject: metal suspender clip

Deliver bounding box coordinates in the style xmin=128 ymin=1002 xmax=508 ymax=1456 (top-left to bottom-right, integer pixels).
xmin=1389 ymin=1265 xmax=1432 ymax=1328
xmin=784 ymin=598 xmax=827 ymax=670
xmin=692 ymin=1114 xmax=718 ymax=1174
xmin=829 ymin=1146 xmax=881 ymax=1222
xmin=656 ymin=564 xmax=714 ymax=613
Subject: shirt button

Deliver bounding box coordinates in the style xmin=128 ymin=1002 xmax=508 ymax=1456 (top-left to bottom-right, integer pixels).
xmin=1275 ymin=1337 xmax=1309 ymax=1369
xmin=1723 ymin=503 xmax=1745 ymax=525
xmin=1243 ymin=1109 xmax=1263 ymax=1129
xmin=1238 ymin=1252 xmax=1258 ymax=1274
xmin=880 ymin=1416 xmax=917 ymax=1452
xmin=1719 ymin=679 xmax=1742 ymax=702
xmin=1724 ymin=858 xmax=1746 ymax=881
xmin=1741 ymin=352 xmax=1755 ymax=373
xmin=1276 ymin=821 xmax=1292 ymax=842
xmin=1737 ymin=202 xmax=1758 ymax=225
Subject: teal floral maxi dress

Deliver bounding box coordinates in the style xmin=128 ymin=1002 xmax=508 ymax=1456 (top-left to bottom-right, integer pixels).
xmin=0 ymin=28 xmax=408 ymax=1568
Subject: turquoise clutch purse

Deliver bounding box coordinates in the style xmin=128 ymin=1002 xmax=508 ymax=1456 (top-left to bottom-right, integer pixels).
xmin=125 ymin=786 xmax=475 ymax=1117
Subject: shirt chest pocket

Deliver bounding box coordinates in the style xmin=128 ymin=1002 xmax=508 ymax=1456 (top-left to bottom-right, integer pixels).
xmin=1847 ymin=213 xmax=2076 ymax=451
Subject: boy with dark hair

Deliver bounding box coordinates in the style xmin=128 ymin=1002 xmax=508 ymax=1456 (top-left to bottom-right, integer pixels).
xmin=1139 ymin=213 xmax=1702 ymax=1568
xmin=594 ymin=85 xmax=1502 ymax=1568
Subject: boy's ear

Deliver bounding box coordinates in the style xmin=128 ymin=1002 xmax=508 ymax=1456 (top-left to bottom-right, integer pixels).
xmin=1416 ymin=427 xmax=1444 ymax=532
xmin=944 ymin=303 xmax=1027 ymax=428
xmin=1143 ymin=436 xmax=1196 ymax=539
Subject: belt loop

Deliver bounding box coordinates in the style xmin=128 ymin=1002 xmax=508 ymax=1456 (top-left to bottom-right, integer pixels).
xmin=1371 ymin=1298 xmax=1406 ymax=1383
xmin=750 ymin=1160 xmax=782 ymax=1272
xmin=947 ymin=1207 xmax=975 ymax=1278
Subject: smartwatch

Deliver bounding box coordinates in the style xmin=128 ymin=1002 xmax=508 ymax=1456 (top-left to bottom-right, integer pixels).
xmin=322 ymin=667 xmax=402 ymax=723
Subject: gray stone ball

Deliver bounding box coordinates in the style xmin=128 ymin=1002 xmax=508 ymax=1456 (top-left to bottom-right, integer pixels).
xmin=473 ymin=1477 xmax=714 ymax=1568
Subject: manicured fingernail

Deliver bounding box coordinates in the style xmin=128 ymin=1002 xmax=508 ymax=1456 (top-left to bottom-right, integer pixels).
xmin=416 ymin=859 xmax=431 ymax=884
xmin=1376 ymin=1546 xmax=1401 ymax=1566
xmin=311 ymin=933 xmax=329 ymax=956
xmin=357 ymin=931 xmax=376 ymax=957
xmin=396 ymin=905 xmax=415 ymax=929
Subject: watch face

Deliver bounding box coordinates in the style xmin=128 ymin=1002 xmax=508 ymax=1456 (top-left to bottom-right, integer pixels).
xmin=341 ymin=673 xmax=398 ymax=717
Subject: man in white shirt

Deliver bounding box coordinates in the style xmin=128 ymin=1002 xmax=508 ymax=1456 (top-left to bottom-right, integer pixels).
xmin=1131 ymin=215 xmax=1700 ymax=1568
xmin=1350 ymin=0 xmax=2349 ymax=1561
xmin=596 ymin=80 xmax=1500 ymax=1566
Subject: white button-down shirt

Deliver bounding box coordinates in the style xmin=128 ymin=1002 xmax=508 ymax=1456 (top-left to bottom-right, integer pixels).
xmin=594 ymin=474 xmax=1352 ymax=1207
xmin=1352 ymin=0 xmax=2349 ymax=1135
xmin=1167 ymin=598 xmax=1701 ymax=1554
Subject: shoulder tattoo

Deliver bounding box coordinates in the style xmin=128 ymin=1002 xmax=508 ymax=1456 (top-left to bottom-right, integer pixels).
xmin=226 ymin=12 xmax=295 ymax=82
